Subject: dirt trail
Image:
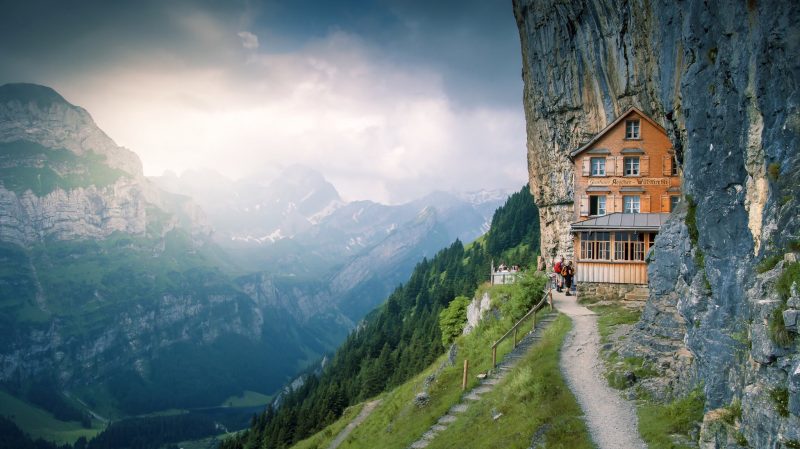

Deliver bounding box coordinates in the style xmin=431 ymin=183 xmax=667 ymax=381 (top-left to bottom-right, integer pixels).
xmin=553 ymin=289 xmax=647 ymax=449
xmin=326 ymin=399 xmax=381 ymax=449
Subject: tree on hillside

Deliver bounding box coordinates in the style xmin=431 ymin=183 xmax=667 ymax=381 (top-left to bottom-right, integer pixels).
xmin=221 ymin=185 xmax=540 ymax=449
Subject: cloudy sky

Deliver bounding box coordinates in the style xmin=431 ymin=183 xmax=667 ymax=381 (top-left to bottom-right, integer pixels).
xmin=0 ymin=0 xmax=527 ymax=203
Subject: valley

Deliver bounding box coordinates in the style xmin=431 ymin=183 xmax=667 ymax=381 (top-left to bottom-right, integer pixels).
xmin=0 ymin=83 xmax=514 ymax=446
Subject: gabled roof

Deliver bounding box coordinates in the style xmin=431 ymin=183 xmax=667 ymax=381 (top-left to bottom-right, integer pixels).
xmin=569 ymin=107 xmax=667 ymax=159
xmin=570 ymin=212 xmax=670 ymax=232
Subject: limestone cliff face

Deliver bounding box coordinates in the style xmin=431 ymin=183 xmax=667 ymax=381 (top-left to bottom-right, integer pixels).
xmin=0 ymin=179 xmax=146 ymax=244
xmin=0 ymin=83 xmax=209 ymax=244
xmin=0 ymin=83 xmax=142 ymax=176
xmin=514 ymin=0 xmax=800 ymax=446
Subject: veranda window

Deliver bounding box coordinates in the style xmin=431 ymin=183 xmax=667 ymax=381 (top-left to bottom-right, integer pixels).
xmin=614 ymin=232 xmax=646 ymax=261
xmin=580 ymin=232 xmax=611 ymax=260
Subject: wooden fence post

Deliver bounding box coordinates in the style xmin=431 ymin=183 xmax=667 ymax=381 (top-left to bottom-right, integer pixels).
xmin=462 ymin=359 xmax=469 ymax=391
xmin=492 ymin=346 xmax=497 ymax=369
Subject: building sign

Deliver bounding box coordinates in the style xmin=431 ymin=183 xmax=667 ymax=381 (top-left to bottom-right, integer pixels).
xmin=587 ymin=177 xmax=670 ymax=186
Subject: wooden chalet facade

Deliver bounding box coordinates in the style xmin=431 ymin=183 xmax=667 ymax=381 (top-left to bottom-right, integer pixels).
xmin=570 ymin=107 xmax=681 ymax=285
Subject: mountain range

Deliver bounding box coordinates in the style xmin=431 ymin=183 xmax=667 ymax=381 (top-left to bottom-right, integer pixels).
xmin=0 ymin=83 xmax=509 ymax=421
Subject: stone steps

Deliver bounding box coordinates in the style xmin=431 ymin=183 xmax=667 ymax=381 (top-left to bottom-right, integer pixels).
xmin=405 ymin=312 xmax=558 ymax=449
xmin=624 ymin=286 xmax=650 ymax=301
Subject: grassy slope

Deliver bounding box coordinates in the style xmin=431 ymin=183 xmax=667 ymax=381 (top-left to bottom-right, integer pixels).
xmin=425 ymin=315 xmax=592 ymax=449
xmin=289 ymin=403 xmax=365 ymax=449
xmin=588 ymin=303 xmax=704 ymax=449
xmin=0 ymin=390 xmax=102 ymax=444
xmin=291 ymin=286 xmax=592 ymax=449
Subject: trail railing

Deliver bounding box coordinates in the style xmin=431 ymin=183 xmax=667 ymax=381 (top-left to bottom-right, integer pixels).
xmin=491 ymin=287 xmax=553 ymax=368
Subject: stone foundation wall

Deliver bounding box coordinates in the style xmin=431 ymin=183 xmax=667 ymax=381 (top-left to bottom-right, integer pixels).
xmin=578 ymin=282 xmax=641 ymax=302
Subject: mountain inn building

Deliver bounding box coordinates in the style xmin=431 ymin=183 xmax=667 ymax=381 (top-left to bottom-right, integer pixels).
xmin=569 ymin=107 xmax=680 ymax=298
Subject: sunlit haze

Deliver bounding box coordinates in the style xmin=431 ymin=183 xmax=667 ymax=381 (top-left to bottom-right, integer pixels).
xmin=0 ymin=0 xmax=527 ymax=203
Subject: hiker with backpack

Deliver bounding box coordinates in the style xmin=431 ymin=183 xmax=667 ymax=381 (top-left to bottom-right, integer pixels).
xmin=553 ymin=256 xmax=564 ymax=292
xmin=561 ymin=261 xmax=575 ymax=296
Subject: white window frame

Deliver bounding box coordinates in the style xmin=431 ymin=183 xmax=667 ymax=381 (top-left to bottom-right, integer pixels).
xmin=624 ymin=156 xmax=640 ymax=176
xmin=623 ymin=195 xmax=640 ymax=213
xmin=625 ymin=119 xmax=640 ymax=139
xmin=589 ymin=195 xmax=606 ymax=216
xmin=590 ymin=157 xmax=606 ymax=176
xmin=670 ymin=195 xmax=680 ymax=211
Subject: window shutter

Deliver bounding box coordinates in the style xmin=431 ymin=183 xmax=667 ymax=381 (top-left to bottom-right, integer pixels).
xmin=662 ymin=155 xmax=672 ymax=176
xmin=661 ymin=194 xmax=670 ymax=212
xmin=641 ymin=155 xmax=650 ymax=176
xmin=582 ymin=158 xmax=590 ymax=176
xmin=613 ymin=195 xmax=623 ymax=213
xmin=579 ymin=195 xmax=589 ymax=216
xmin=641 ymin=195 xmax=651 ymax=213
xmin=615 ymin=156 xmax=624 ymax=176
xmin=606 ymin=156 xmax=615 ymax=176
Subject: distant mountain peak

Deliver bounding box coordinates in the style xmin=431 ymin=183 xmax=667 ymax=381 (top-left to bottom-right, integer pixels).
xmin=0 ymin=83 xmax=74 ymax=108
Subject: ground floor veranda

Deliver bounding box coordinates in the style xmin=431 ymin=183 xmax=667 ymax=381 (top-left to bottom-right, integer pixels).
xmin=570 ymin=213 xmax=669 ymax=285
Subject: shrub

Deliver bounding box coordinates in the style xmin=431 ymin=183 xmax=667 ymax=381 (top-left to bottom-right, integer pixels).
xmin=767 ymin=162 xmax=781 ymax=181
xmin=720 ymin=399 xmax=742 ymax=425
xmin=776 ymin=262 xmax=800 ymax=300
xmin=500 ymin=272 xmax=547 ymax=322
xmin=769 ymin=387 xmax=789 ymax=417
xmin=756 ymin=254 xmax=782 ymax=273
xmin=438 ymin=296 xmax=471 ymax=347
xmin=638 ymin=387 xmax=705 ymax=447
xmin=769 ymin=306 xmax=793 ymax=347
xmin=685 ymin=195 xmax=705 ymax=268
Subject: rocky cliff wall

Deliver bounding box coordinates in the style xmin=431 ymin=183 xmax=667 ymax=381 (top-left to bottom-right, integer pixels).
xmin=0 ymin=180 xmax=146 ymax=244
xmin=0 ymin=83 xmax=210 ymax=244
xmin=0 ymin=84 xmax=142 ymax=176
xmin=514 ymin=0 xmax=800 ymax=446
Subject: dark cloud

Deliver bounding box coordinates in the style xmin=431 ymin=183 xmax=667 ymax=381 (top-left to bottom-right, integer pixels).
xmin=248 ymin=0 xmax=522 ymax=106
xmin=0 ymin=0 xmax=527 ymax=202
xmin=0 ymin=0 xmax=520 ymax=105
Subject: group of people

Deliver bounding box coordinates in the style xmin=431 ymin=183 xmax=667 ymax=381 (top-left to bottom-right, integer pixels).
xmin=552 ymin=256 xmax=575 ymax=296
xmin=496 ymin=263 xmax=520 ymax=273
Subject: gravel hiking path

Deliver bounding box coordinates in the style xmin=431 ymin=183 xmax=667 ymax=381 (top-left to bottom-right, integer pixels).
xmin=553 ymin=289 xmax=647 ymax=449
xmin=327 ymin=399 xmax=381 ymax=449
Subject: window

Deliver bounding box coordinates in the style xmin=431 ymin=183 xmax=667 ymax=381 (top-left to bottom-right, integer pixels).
xmin=623 ymin=195 xmax=640 ymax=213
xmin=580 ymin=232 xmax=610 ymax=260
xmin=614 ymin=232 xmax=646 ymax=261
xmin=671 ymin=158 xmax=679 ymax=176
xmin=624 ymin=156 xmax=640 ymax=176
xmin=589 ymin=195 xmax=606 ymax=216
xmin=670 ymin=196 xmax=680 ymax=212
xmin=590 ymin=157 xmax=606 ymax=176
xmin=625 ymin=119 xmax=640 ymax=139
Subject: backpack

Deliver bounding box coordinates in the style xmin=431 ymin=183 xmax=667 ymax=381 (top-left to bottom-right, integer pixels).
xmin=553 ymin=261 xmax=562 ymax=274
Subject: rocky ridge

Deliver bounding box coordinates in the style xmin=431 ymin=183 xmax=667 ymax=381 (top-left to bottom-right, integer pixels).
xmin=513 ymin=1 xmax=799 ymax=447
xmin=0 ymin=83 xmax=209 ymax=245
